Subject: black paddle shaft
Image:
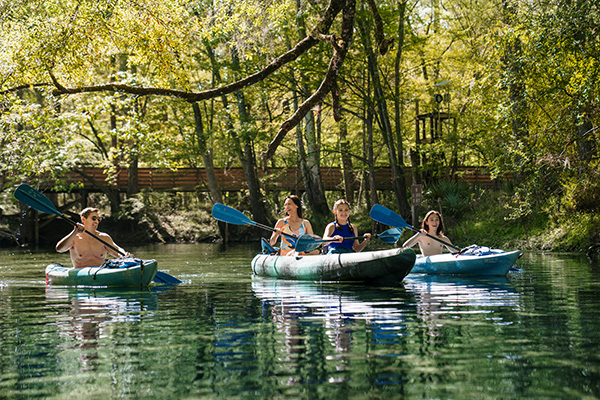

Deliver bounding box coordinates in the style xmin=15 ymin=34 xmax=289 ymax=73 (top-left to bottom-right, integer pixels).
xmin=61 ymin=216 xmax=127 ymax=257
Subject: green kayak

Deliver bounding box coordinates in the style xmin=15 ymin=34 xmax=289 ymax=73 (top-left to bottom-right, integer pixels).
xmin=45 ymin=258 xmax=158 ymax=287
xmin=251 ymin=247 xmax=416 ymax=282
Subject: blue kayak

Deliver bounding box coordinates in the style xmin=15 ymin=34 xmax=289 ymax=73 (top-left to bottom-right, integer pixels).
xmin=410 ymin=248 xmax=521 ymax=276
xmin=45 ymin=258 xmax=158 ymax=287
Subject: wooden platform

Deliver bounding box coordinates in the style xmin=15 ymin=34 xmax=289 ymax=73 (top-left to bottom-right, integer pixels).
xmin=44 ymin=166 xmax=504 ymax=193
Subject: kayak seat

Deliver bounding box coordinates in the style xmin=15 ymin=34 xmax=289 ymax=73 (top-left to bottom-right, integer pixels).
xmin=261 ymin=237 xmax=280 ymax=255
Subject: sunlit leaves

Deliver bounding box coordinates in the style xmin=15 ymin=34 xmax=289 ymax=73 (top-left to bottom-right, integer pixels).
xmin=0 ymin=92 xmax=90 ymax=185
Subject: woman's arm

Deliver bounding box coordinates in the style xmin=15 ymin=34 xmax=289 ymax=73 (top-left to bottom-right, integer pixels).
xmin=402 ymin=231 xmax=423 ymax=248
xmin=352 ymin=226 xmax=371 ymax=252
xmin=270 ymin=219 xmax=284 ymax=246
xmin=301 ymin=220 xmax=320 ymax=255
xmin=322 ymin=223 xmax=339 ymax=240
xmin=304 ymin=220 xmax=314 ymax=235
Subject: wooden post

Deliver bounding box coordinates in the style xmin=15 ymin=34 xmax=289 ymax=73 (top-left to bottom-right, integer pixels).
xmin=411 ymin=184 xmax=422 ymax=230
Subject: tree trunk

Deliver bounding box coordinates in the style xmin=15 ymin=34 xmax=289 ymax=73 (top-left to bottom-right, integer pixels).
xmin=394 ymin=0 xmax=409 ymax=184
xmin=232 ymin=48 xmax=269 ymax=224
xmin=339 ymin=118 xmax=355 ymax=204
xmin=357 ymin=16 xmax=410 ymax=218
xmin=301 ymin=109 xmax=329 ymax=219
xmin=502 ymin=0 xmax=528 ymax=182
xmin=127 ymin=157 xmax=139 ymax=198
xmin=206 ymin=41 xmax=268 ymax=225
xmin=365 ymin=103 xmax=379 ymax=206
xmin=292 ymin=0 xmax=330 ymax=222
xmin=192 ymin=103 xmax=226 ymax=239
xmin=107 ymin=101 xmax=121 ymax=213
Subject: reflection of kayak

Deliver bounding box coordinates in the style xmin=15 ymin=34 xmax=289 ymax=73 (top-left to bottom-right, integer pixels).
xmin=404 ymin=274 xmax=516 ymax=292
xmin=45 ymin=258 xmax=158 ymax=287
xmin=251 ymin=276 xmax=415 ymax=321
xmin=45 ymin=285 xmax=160 ymax=314
xmin=411 ymin=249 xmax=521 ymax=276
xmin=403 ymin=274 xmax=519 ymax=307
xmin=251 ymin=248 xmax=415 ymax=282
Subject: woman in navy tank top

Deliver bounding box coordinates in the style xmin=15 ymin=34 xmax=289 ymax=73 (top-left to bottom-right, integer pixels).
xmin=322 ymin=199 xmax=371 ymax=254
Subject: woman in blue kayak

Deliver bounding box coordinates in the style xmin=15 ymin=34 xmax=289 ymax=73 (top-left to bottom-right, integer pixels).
xmin=402 ymin=210 xmax=453 ymax=256
xmin=322 ymin=199 xmax=371 ymax=254
xmin=270 ymin=195 xmax=318 ymax=255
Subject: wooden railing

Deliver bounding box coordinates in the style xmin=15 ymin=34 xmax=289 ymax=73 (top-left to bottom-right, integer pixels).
xmin=39 ymin=166 xmax=505 ymax=192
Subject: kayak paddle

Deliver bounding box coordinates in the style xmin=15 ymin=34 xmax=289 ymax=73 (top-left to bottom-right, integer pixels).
xmin=369 ymin=204 xmax=461 ymax=252
xmin=211 ymin=203 xmax=298 ymax=239
xmin=294 ymin=228 xmax=402 ymax=253
xmin=14 ymin=183 xmax=181 ymax=284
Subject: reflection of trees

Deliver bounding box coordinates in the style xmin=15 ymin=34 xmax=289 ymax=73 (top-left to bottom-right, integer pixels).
xmin=402 ymin=275 xmax=520 ymax=387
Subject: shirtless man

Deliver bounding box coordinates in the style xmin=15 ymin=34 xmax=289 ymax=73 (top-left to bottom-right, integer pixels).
xmin=56 ymin=207 xmax=129 ymax=268
xmin=402 ymin=210 xmax=453 ymax=256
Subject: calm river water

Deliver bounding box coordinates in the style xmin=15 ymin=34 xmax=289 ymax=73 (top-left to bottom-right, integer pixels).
xmin=1 ymin=243 xmax=599 ymax=399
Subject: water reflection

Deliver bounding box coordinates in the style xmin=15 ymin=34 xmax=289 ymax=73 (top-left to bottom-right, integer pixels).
xmin=3 ymin=247 xmax=600 ymax=398
xmin=252 ymin=277 xmax=416 ymax=357
xmin=403 ymin=274 xmax=519 ymax=339
xmin=403 ymin=274 xmax=518 ymax=307
xmin=44 ymin=287 xmax=161 ymax=371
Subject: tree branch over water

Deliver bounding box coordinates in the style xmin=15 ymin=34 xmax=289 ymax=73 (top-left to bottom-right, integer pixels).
xmin=41 ymin=0 xmax=345 ymax=104
xmin=263 ymin=0 xmax=356 ymax=161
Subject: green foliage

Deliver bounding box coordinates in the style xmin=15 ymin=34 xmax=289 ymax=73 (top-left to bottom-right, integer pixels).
xmin=1 ymin=0 xmax=599 ymax=252
xmin=423 ymin=181 xmax=472 ymax=218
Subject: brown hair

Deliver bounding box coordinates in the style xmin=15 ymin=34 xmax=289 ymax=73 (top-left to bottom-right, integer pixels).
xmin=80 ymin=207 xmax=100 ymax=218
xmin=285 ymin=195 xmax=303 ymax=219
xmin=422 ymin=210 xmax=444 ymax=235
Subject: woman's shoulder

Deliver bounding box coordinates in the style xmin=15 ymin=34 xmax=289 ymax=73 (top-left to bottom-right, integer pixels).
xmin=275 ymin=218 xmax=287 ymax=226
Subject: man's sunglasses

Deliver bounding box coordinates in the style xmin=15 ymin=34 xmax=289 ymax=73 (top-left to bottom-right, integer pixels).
xmin=90 ymin=216 xmax=103 ymax=221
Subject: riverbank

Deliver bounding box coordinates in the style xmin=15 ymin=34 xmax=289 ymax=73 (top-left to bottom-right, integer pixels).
xmin=1 ymin=189 xmax=598 ymax=254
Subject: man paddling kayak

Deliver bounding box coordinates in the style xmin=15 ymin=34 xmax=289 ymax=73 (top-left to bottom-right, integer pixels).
xmin=56 ymin=207 xmax=130 ymax=268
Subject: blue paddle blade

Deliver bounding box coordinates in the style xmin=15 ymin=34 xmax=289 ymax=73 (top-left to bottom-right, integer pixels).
xmin=295 ymin=234 xmax=325 ymax=253
xmin=371 ymin=204 xmax=461 ymax=252
xmin=369 ymin=204 xmax=413 ymax=231
xmin=14 ymin=183 xmax=63 ymax=217
xmin=211 ymin=203 xmax=256 ymax=226
xmin=153 ymin=271 xmax=182 ymax=284
xmin=377 ymin=228 xmax=402 ymax=243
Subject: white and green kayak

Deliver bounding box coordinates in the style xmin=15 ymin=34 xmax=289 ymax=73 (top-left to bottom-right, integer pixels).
xmin=45 ymin=258 xmax=158 ymax=287
xmin=251 ymin=247 xmax=416 ymax=282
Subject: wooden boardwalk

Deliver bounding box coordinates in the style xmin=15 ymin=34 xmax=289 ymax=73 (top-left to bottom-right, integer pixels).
xmin=49 ymin=166 xmax=503 ymax=192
